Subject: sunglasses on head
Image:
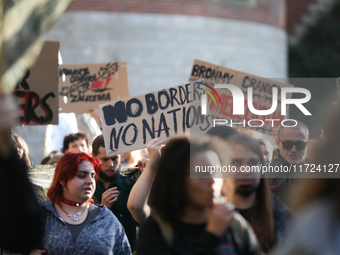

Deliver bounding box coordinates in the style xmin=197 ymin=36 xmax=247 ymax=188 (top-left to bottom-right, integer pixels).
xmin=278 ymin=138 xmax=307 ymax=151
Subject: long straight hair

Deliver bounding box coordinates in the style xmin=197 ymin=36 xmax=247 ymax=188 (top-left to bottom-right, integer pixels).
xmin=229 ymin=135 xmax=275 ymax=249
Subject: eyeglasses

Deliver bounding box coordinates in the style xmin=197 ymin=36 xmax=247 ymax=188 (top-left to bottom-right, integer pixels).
xmin=278 ymin=139 xmax=307 ymax=151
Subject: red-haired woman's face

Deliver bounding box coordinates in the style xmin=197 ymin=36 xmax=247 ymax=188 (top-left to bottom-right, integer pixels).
xmin=61 ymin=160 xmax=96 ymax=203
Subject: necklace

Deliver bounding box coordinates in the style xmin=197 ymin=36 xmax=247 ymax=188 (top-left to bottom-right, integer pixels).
xmin=60 ymin=196 xmax=84 ymax=207
xmin=59 ymin=204 xmax=87 ymax=222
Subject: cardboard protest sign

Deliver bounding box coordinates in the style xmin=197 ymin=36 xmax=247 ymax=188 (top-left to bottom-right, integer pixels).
xmin=100 ymin=80 xmax=212 ymax=156
xmin=59 ymin=62 xmax=130 ymax=114
xmin=13 ymin=41 xmax=59 ymax=125
xmin=189 ymin=59 xmax=294 ymax=134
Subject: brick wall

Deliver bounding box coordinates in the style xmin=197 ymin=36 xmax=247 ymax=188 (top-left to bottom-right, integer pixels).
xmin=67 ymin=0 xmax=286 ymax=29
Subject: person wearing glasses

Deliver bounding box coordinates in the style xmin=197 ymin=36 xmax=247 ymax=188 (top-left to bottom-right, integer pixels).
xmin=270 ymin=106 xmax=340 ymax=255
xmin=267 ymin=120 xmax=312 ymax=207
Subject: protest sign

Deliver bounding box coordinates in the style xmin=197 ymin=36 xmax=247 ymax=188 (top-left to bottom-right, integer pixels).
xmin=100 ymin=80 xmax=212 ymax=156
xmin=13 ymin=41 xmax=59 ymax=125
xmin=189 ymin=59 xmax=294 ymax=134
xmin=59 ymin=62 xmax=130 ymax=114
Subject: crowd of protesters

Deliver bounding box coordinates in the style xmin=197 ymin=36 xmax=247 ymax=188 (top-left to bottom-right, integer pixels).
xmin=1 ymin=91 xmax=340 ymax=255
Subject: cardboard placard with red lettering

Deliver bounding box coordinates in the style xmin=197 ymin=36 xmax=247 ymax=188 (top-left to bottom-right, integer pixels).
xmin=99 ymin=79 xmax=211 ymax=156
xmin=13 ymin=41 xmax=59 ymax=125
xmin=59 ymin=62 xmax=130 ymax=114
xmin=189 ymin=59 xmax=294 ymax=134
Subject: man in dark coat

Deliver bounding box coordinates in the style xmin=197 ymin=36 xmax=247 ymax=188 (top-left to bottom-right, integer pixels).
xmin=268 ymin=120 xmax=312 ymax=207
xmin=92 ymin=134 xmax=140 ymax=252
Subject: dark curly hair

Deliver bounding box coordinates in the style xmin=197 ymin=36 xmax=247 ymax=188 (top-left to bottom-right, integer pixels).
xmin=148 ymin=135 xmax=211 ymax=223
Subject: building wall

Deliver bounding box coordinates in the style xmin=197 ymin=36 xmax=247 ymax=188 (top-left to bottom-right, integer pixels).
xmin=46 ymin=11 xmax=287 ymax=96
xmin=67 ymin=0 xmax=286 ymax=29
xmin=22 ymin=0 xmax=287 ymax=163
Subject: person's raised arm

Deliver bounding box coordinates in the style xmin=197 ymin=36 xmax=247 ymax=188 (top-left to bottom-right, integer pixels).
xmin=127 ymin=137 xmax=165 ymax=223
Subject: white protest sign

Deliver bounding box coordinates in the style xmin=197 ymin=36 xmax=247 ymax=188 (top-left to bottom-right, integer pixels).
xmin=189 ymin=59 xmax=294 ymax=134
xmin=100 ymin=80 xmax=212 ymax=156
xmin=59 ymin=62 xmax=130 ymax=114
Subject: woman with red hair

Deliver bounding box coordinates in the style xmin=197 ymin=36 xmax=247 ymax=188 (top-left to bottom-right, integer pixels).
xmin=29 ymin=152 xmax=131 ymax=255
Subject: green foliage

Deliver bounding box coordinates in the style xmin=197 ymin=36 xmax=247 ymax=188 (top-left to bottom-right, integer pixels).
xmin=288 ymin=1 xmax=340 ymax=127
xmin=289 ymin=1 xmax=340 ymax=77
